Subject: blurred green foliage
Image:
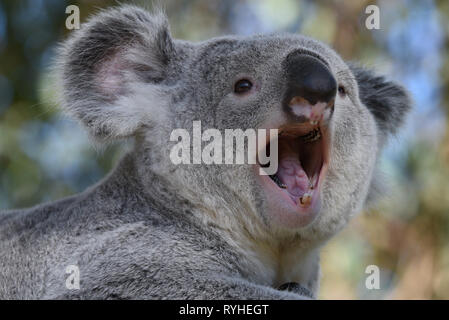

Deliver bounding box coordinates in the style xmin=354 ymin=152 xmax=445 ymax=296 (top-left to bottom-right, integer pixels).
xmin=0 ymin=0 xmax=448 ymax=299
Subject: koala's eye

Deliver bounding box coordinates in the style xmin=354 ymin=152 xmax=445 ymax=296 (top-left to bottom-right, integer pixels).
xmin=234 ymin=79 xmax=253 ymax=94
xmin=338 ymin=85 xmax=346 ymax=97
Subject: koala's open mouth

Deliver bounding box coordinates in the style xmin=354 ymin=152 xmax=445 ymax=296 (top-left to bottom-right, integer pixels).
xmin=258 ymin=122 xmax=329 ymax=228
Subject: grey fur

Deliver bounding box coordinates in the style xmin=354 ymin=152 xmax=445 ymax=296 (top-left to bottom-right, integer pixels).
xmin=349 ymin=63 xmax=411 ymax=141
xmin=0 ymin=5 xmax=410 ymax=299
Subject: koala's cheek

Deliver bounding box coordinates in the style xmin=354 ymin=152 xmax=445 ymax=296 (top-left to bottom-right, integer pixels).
xmin=313 ymin=109 xmax=379 ymax=233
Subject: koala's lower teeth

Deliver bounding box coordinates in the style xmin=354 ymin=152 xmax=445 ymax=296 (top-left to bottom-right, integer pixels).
xmin=300 ymin=128 xmax=321 ymax=143
xmin=299 ymin=193 xmax=312 ymax=207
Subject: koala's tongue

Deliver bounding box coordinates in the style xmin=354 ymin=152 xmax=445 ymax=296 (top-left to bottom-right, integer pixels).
xmin=276 ymin=139 xmax=310 ymax=200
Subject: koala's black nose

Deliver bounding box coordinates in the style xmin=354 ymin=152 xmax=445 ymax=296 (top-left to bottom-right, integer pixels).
xmin=284 ymin=52 xmax=337 ymax=106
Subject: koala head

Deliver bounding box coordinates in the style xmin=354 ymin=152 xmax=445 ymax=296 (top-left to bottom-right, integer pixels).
xmin=57 ymin=6 xmax=410 ymax=243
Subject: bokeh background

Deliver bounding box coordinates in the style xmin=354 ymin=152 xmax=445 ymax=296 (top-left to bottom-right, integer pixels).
xmin=0 ymin=0 xmax=448 ymax=299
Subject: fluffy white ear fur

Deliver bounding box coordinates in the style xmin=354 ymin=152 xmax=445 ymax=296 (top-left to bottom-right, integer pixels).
xmin=55 ymin=6 xmax=173 ymax=142
xmin=83 ymin=83 xmax=169 ymax=141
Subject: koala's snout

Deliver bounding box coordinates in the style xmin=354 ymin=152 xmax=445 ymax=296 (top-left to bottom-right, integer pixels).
xmin=283 ymin=52 xmax=337 ymax=123
xmin=285 ymin=52 xmax=337 ymax=104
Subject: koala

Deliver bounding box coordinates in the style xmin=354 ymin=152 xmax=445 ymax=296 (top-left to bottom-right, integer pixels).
xmin=0 ymin=5 xmax=410 ymax=299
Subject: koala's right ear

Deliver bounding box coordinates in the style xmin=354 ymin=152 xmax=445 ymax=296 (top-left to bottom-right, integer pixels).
xmin=56 ymin=5 xmax=175 ymax=141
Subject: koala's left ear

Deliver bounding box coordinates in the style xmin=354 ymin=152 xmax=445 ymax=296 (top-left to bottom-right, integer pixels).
xmin=56 ymin=5 xmax=175 ymax=141
xmin=349 ymin=64 xmax=411 ymax=137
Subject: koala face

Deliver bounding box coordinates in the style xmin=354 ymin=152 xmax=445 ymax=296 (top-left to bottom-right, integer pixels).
xmin=58 ymin=6 xmax=409 ymax=243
